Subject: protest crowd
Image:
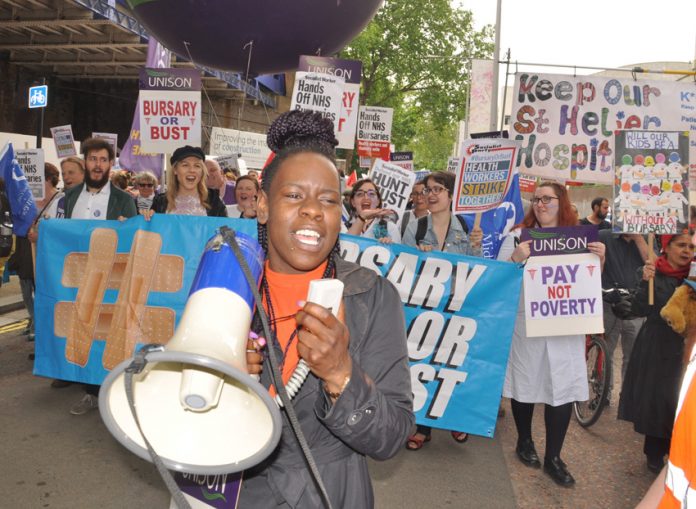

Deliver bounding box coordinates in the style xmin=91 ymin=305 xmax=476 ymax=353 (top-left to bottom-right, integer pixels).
xmin=2 ymin=21 xmax=695 ymax=509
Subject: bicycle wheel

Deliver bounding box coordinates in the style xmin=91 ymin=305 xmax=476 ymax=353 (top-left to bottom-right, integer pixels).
xmin=573 ymin=336 xmax=612 ymax=427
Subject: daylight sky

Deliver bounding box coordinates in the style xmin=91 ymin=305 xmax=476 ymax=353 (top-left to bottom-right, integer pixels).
xmin=459 ymin=0 xmax=696 ymax=76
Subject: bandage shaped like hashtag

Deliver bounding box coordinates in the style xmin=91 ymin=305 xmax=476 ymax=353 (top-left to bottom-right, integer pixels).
xmin=55 ymin=228 xmax=184 ymax=369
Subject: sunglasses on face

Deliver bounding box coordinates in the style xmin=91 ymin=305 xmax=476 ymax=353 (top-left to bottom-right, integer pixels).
xmin=532 ymin=196 xmax=559 ymax=205
xmin=138 ymin=183 xmax=154 ymax=188
xmin=355 ymin=190 xmax=378 ymax=199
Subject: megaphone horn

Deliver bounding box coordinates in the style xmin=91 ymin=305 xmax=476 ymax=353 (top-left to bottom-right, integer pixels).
xmin=99 ymin=229 xmax=281 ymax=475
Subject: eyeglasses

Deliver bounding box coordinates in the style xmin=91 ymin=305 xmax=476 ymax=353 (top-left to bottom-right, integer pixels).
xmin=423 ymin=186 xmax=447 ymax=196
xmin=532 ymin=196 xmax=559 ymax=205
xmin=354 ymin=190 xmax=378 ymax=199
xmin=138 ymin=183 xmax=154 ymax=188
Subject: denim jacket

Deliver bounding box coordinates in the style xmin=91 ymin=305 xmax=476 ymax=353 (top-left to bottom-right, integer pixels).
xmin=402 ymin=214 xmax=482 ymax=256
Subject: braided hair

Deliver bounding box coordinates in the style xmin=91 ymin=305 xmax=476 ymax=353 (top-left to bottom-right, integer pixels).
xmin=257 ymin=110 xmax=341 ymax=279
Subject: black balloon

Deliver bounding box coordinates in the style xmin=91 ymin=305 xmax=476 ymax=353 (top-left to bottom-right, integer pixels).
xmin=127 ymin=0 xmax=383 ymax=75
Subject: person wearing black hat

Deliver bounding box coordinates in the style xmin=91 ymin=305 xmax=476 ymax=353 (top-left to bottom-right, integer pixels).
xmin=144 ymin=145 xmax=226 ymax=217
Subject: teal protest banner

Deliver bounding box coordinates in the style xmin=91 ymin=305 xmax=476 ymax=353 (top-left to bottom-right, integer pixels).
xmin=340 ymin=234 xmax=523 ymax=437
xmin=33 ymin=216 xmax=256 ymax=385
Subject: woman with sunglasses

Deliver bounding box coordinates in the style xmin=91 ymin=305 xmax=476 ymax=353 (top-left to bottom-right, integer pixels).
xmin=240 ymin=110 xmax=413 ymax=507
xmin=132 ymin=171 xmax=159 ymax=213
xmin=345 ymin=178 xmax=401 ymax=243
xmin=497 ymin=181 xmax=605 ymax=487
xmin=401 ymin=171 xmax=483 ymax=450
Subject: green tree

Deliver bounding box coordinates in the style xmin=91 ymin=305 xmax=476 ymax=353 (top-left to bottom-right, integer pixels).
xmin=339 ymin=0 xmax=493 ymax=170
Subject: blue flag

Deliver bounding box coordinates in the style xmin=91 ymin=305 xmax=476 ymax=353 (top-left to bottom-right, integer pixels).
xmin=459 ymin=172 xmax=524 ymax=260
xmin=0 ymin=143 xmax=38 ymax=236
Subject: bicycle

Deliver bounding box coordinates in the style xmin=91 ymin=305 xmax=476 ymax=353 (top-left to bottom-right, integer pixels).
xmin=573 ymin=333 xmax=611 ymax=427
xmin=572 ymin=286 xmax=628 ymax=427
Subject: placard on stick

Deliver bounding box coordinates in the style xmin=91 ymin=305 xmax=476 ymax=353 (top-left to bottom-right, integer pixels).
xmin=50 ymin=125 xmax=77 ymax=158
xmin=453 ymin=139 xmax=520 ymax=215
xmin=369 ymin=159 xmax=416 ymax=222
xmin=290 ymin=71 xmax=344 ymax=135
xmin=613 ymin=130 xmax=690 ymax=234
xmin=16 ymin=148 xmax=45 ymax=200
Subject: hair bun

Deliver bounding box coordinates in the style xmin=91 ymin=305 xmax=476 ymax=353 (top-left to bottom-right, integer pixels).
xmin=266 ymin=110 xmax=338 ymax=153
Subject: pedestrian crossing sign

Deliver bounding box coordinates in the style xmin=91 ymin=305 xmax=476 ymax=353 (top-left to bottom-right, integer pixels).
xmin=28 ymin=85 xmax=48 ymax=109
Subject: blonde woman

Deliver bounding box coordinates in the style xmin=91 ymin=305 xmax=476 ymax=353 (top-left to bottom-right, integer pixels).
xmin=145 ymin=146 xmax=226 ymax=217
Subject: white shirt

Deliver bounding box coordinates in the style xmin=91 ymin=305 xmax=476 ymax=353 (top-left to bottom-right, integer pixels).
xmin=71 ymin=183 xmax=111 ymax=220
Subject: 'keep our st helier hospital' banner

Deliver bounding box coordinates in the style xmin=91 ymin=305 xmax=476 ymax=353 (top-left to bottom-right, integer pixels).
xmin=510 ymin=72 xmax=696 ymax=184
xmin=341 ymin=235 xmax=523 ymax=437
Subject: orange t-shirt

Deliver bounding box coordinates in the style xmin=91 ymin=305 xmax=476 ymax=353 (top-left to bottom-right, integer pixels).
xmin=262 ymin=260 xmax=328 ymax=391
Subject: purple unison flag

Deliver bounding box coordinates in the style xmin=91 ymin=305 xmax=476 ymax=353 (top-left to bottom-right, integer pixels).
xmin=119 ymin=38 xmax=171 ymax=178
xmin=0 ymin=143 xmax=39 ymax=236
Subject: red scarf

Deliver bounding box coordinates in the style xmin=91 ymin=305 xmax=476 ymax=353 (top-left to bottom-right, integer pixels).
xmin=655 ymin=255 xmax=690 ymax=279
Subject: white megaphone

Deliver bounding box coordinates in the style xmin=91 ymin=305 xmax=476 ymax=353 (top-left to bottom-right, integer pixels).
xmin=99 ymin=229 xmax=281 ymax=475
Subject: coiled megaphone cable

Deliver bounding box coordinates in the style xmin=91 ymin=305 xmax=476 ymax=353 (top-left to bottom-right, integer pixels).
xmin=222 ymin=227 xmax=334 ymax=509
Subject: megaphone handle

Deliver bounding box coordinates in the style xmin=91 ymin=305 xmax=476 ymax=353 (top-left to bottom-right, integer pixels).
xmin=275 ymin=359 xmax=311 ymax=407
xmin=122 ymin=355 xmax=192 ymax=509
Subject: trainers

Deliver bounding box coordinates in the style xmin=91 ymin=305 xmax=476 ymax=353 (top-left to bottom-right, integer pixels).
xmin=70 ymin=394 xmax=99 ymax=416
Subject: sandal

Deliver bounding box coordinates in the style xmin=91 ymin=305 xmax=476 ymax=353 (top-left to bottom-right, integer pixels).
xmin=406 ymin=433 xmax=431 ymax=451
xmin=451 ymin=431 xmax=469 ymax=443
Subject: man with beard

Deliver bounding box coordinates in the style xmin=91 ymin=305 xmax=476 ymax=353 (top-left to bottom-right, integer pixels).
xmin=57 ymin=138 xmax=136 ymax=220
xmin=57 ymin=138 xmax=136 ymax=415
xmin=580 ymin=196 xmax=611 ymax=230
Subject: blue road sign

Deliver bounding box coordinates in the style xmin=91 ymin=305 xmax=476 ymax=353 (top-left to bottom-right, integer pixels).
xmin=28 ymin=85 xmax=48 ymax=109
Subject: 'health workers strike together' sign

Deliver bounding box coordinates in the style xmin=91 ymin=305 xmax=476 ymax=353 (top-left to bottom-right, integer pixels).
xmin=453 ymin=139 xmax=519 ymax=214
xmin=521 ymin=226 xmax=603 ymax=337
xmin=510 ymin=73 xmax=696 ymax=184
xmin=139 ymin=68 xmax=202 ymax=153
xmin=613 ymin=130 xmax=690 ymax=234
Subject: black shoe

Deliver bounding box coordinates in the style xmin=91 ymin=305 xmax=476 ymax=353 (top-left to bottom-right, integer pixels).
xmin=647 ymin=457 xmax=664 ymax=474
xmin=543 ymin=456 xmax=575 ymax=487
xmin=516 ymin=438 xmax=541 ymax=468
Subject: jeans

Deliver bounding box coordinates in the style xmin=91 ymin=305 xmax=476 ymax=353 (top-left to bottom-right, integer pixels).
xmin=603 ymin=306 xmax=643 ymax=398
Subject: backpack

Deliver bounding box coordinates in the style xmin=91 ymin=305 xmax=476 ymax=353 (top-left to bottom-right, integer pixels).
xmin=415 ymin=215 xmax=468 ymax=245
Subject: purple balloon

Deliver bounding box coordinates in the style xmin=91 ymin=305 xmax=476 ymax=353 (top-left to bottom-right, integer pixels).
xmin=127 ymin=0 xmax=383 ymax=75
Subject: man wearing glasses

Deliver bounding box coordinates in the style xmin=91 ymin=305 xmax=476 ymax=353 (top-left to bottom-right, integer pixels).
xmin=57 ymin=137 xmax=137 ymax=221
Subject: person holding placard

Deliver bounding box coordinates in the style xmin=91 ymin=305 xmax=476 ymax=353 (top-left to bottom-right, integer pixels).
xmin=345 ymin=178 xmax=400 ymax=243
xmin=616 ymin=233 xmax=694 ymax=474
xmin=402 ymin=171 xmax=483 ymax=255
xmin=497 ymin=181 xmax=605 ymax=487
xmin=401 ymin=171 xmax=483 ymax=450
xmin=143 ymin=146 xmax=226 ymax=218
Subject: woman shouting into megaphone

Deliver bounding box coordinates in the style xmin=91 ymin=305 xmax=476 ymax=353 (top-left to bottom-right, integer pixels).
xmin=240 ymin=110 xmax=414 ymax=509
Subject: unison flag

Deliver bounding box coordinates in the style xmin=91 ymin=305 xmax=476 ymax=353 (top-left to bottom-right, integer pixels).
xmin=0 ymin=142 xmax=38 ymax=236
